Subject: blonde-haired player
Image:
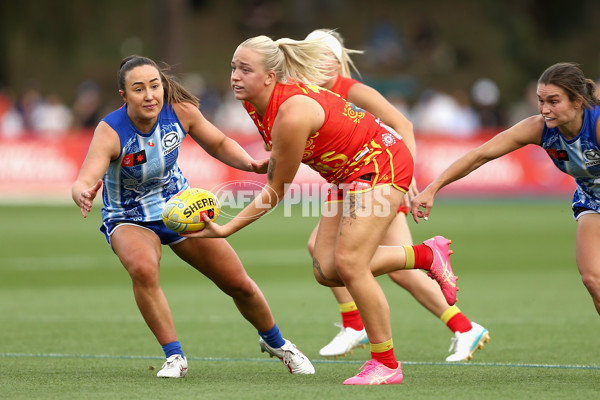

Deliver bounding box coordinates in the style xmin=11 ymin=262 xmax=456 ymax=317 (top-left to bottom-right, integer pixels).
xmin=185 ymin=34 xmax=458 ymax=385
xmin=304 ymin=29 xmax=489 ymax=363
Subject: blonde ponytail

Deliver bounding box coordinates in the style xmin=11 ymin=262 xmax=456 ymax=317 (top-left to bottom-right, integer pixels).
xmin=239 ymin=35 xmax=332 ymax=85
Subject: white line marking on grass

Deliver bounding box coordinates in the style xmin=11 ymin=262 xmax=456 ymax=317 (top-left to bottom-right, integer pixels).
xmin=2 ymin=353 xmax=599 ymax=370
xmin=1 ymin=255 xmax=115 ymax=270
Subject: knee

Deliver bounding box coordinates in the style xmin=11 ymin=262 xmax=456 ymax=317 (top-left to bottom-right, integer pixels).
xmin=123 ymin=255 xmax=160 ymax=287
xmin=581 ymin=270 xmax=600 ymax=297
xmin=312 ymin=257 xmax=343 ymax=287
xmin=221 ymin=277 xmax=257 ymax=300
xmin=333 ymin=252 xmax=358 ymax=283
xmin=313 ymin=269 xmax=338 ymax=287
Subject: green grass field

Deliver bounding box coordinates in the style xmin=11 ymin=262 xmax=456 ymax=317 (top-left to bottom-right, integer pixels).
xmin=1 ymin=199 xmax=599 ymax=399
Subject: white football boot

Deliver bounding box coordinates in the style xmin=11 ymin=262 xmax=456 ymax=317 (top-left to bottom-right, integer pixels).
xmin=259 ymin=338 xmax=315 ymax=374
xmin=156 ymin=354 xmax=188 ymax=378
xmin=446 ymin=322 xmax=490 ymax=362
xmin=319 ymin=323 xmax=369 ymax=358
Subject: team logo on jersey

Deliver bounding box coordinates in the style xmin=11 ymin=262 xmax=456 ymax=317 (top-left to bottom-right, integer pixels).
xmin=546 ymin=149 xmax=569 ymax=161
xmin=343 ymin=102 xmax=365 ymax=123
xmin=121 ymin=149 xmax=147 ymax=166
xmin=162 ymin=131 xmax=181 ymax=155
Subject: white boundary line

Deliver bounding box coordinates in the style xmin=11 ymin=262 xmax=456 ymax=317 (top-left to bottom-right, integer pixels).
xmin=1 ymin=353 xmax=599 ymax=370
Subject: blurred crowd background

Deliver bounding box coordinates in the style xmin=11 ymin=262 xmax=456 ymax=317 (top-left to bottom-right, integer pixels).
xmin=1 ymin=0 xmax=600 ymax=139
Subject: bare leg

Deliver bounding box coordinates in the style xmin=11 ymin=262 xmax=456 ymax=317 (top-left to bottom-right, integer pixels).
xmin=172 ymin=237 xmax=276 ymax=332
xmin=310 ymin=201 xmax=449 ymax=322
xmin=308 ymin=223 xmax=354 ymax=304
xmin=314 ymin=188 xmax=402 ymax=344
xmin=576 ymin=213 xmax=600 ymax=315
xmin=111 ymin=225 xmax=177 ymax=345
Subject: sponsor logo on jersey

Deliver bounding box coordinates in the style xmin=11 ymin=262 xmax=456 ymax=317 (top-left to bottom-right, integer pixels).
xmin=584 ymin=149 xmax=600 ymax=167
xmin=121 ymin=149 xmax=147 ymax=166
xmin=162 ymin=131 xmax=181 ymax=155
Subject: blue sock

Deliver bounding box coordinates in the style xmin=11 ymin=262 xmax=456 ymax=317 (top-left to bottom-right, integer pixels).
xmin=162 ymin=340 xmax=184 ymax=358
xmin=258 ymin=324 xmax=285 ymax=348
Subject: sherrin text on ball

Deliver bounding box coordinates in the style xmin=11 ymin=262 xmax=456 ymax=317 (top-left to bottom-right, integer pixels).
xmin=162 ymin=188 xmax=220 ymax=233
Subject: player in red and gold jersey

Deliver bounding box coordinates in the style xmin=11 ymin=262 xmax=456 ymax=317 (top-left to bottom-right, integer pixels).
xmin=242 ymin=80 xmax=412 ymax=187
xmin=185 ymin=33 xmax=457 ymax=385
xmin=304 ymin=29 xmax=489 ymax=363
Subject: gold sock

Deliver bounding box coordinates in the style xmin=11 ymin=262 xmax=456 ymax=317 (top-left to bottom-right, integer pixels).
xmin=403 ymin=245 xmax=415 ymax=269
xmin=339 ymin=301 xmax=358 ymax=313
xmin=370 ymin=338 xmax=393 ymax=353
xmin=440 ymin=305 xmax=461 ymax=324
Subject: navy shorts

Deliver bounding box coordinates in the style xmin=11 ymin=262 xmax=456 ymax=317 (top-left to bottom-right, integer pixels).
xmin=100 ymin=220 xmax=186 ymax=246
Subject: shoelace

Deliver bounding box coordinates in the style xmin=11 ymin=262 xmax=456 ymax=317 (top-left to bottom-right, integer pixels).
xmin=279 ymin=343 xmax=303 ymax=366
xmin=355 ymin=359 xmax=379 ymax=377
xmin=162 ymin=355 xmax=181 ymax=369
xmin=332 ymin=322 xmax=348 ymax=339
xmin=448 ymin=332 xmax=460 ymax=352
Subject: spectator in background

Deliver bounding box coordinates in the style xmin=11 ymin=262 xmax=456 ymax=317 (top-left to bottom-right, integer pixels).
xmin=471 ymin=77 xmax=503 ymax=128
xmin=181 ymin=72 xmax=221 ymax=122
xmin=72 ymin=80 xmax=104 ymax=130
xmin=16 ymin=85 xmax=43 ymax=132
xmin=507 ymin=80 xmax=539 ymax=126
xmin=411 ymin=89 xmax=480 ymax=136
xmin=451 ymin=89 xmax=481 ymax=137
xmin=213 ymin=91 xmax=260 ymax=135
xmin=0 ymin=87 xmax=25 ymax=138
xmin=30 ymin=94 xmax=73 ymax=137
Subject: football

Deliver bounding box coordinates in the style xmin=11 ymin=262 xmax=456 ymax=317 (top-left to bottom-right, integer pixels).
xmin=162 ymin=188 xmax=220 ymax=233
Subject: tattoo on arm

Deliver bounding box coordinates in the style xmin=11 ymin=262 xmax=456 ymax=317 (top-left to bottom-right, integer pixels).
xmin=267 ymin=156 xmax=276 ymax=182
xmin=313 ymin=257 xmax=344 ymax=286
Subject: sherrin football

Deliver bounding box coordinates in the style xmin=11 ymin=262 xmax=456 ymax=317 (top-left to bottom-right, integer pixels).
xmin=162 ymin=188 xmax=220 ymax=233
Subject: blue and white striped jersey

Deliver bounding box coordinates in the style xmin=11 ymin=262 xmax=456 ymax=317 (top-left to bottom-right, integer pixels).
xmin=541 ymin=106 xmax=600 ymax=214
xmin=100 ymin=103 xmax=189 ymax=222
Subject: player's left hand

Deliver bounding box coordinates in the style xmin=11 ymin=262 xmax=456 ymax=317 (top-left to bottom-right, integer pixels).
xmin=79 ymin=179 xmax=103 ymax=218
xmin=410 ymin=187 xmax=435 ymax=224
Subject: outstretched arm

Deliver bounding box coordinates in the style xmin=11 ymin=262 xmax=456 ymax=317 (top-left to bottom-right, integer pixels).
xmin=410 ymin=116 xmax=545 ymax=222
